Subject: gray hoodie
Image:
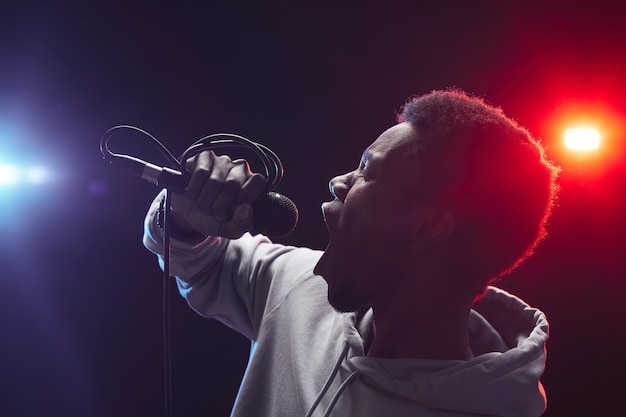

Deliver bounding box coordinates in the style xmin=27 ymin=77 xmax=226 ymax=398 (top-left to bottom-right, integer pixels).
xmin=144 ymin=195 xmax=548 ymax=417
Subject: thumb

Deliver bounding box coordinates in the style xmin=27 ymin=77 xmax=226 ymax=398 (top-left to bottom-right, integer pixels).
xmin=184 ymin=203 xmax=254 ymax=239
xmin=214 ymin=203 xmax=254 ymax=239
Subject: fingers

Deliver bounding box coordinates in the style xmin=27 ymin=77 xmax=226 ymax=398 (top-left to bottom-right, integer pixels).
xmin=169 ymin=150 xmax=267 ymax=239
xmin=210 ymin=160 xmax=250 ymax=220
xmin=238 ymin=172 xmax=267 ymax=204
xmin=192 ymin=203 xmax=255 ymax=238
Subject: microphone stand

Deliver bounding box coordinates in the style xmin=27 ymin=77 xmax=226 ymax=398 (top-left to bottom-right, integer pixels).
xmin=162 ymin=190 xmax=174 ymax=417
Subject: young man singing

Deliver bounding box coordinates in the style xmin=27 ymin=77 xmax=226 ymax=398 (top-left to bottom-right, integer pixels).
xmin=144 ymin=90 xmax=559 ymax=417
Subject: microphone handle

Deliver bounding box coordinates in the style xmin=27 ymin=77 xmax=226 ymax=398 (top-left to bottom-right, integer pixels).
xmin=105 ymin=154 xmax=187 ymax=191
xmin=106 ymin=154 xmax=297 ymax=237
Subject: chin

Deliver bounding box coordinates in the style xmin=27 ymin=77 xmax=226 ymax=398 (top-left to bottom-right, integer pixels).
xmin=317 ymin=255 xmax=367 ymax=313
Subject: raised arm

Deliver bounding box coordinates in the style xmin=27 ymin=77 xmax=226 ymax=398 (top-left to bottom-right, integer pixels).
xmin=143 ymin=150 xmax=319 ymax=339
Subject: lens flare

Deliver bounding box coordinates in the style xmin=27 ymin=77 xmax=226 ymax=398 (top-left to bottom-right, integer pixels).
xmin=0 ymin=164 xmax=51 ymax=186
xmin=26 ymin=166 xmax=48 ymax=184
xmin=565 ymin=128 xmax=600 ymax=150
xmin=0 ymin=165 xmax=19 ymax=185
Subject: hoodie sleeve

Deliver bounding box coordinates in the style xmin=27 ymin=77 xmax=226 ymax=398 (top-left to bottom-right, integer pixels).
xmin=142 ymin=190 xmax=320 ymax=340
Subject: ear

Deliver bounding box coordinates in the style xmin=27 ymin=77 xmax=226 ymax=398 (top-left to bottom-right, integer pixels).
xmin=409 ymin=208 xmax=455 ymax=252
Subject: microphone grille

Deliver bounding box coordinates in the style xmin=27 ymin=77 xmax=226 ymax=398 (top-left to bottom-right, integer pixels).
xmin=252 ymin=192 xmax=299 ymax=238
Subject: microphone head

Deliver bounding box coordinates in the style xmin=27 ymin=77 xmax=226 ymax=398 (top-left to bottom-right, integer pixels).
xmin=252 ymin=192 xmax=299 ymax=238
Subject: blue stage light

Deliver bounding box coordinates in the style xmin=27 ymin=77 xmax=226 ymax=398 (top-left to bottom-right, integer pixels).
xmin=26 ymin=166 xmax=48 ymax=184
xmin=0 ymin=164 xmax=19 ymax=185
xmin=0 ymin=164 xmax=50 ymax=186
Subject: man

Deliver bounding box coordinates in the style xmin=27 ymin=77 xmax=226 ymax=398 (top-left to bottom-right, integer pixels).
xmin=144 ymin=90 xmax=559 ymax=416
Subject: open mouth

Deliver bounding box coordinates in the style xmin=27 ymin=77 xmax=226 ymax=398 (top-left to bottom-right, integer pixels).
xmin=315 ymin=201 xmax=339 ymax=277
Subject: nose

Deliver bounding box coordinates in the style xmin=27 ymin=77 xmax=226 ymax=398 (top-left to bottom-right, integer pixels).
xmin=329 ymin=172 xmax=351 ymax=201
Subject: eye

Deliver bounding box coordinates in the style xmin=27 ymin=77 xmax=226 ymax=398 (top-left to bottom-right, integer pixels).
xmin=358 ymin=160 xmax=371 ymax=180
xmin=356 ymin=152 xmax=374 ymax=181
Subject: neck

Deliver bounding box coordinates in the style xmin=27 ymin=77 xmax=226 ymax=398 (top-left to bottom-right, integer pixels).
xmin=366 ymin=291 xmax=474 ymax=360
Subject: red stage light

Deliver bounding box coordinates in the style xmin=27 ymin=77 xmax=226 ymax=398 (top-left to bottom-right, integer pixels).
xmin=540 ymin=99 xmax=625 ymax=178
xmin=564 ymin=128 xmax=600 ymax=151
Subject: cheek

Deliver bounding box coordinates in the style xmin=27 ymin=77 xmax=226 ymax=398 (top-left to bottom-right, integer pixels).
xmin=344 ymin=194 xmax=410 ymax=243
xmin=340 ymin=205 xmax=410 ymax=276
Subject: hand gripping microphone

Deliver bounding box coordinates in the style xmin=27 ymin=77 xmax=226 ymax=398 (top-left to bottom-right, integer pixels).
xmin=100 ymin=125 xmax=298 ymax=238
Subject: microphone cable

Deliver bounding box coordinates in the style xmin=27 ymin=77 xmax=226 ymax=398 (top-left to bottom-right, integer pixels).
xmin=100 ymin=125 xmax=287 ymax=417
xmin=100 ymin=125 xmax=286 ymax=193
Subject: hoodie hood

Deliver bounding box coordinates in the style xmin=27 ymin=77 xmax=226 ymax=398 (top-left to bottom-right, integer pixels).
xmin=346 ymin=286 xmax=548 ymax=417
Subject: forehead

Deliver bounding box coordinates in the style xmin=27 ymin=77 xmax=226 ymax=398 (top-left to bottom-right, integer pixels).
xmin=364 ymin=122 xmax=418 ymax=161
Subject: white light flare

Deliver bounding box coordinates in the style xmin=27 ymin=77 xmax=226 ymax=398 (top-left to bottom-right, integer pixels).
xmin=0 ymin=165 xmax=20 ymax=185
xmin=0 ymin=164 xmax=51 ymax=186
xmin=565 ymin=128 xmax=600 ymax=151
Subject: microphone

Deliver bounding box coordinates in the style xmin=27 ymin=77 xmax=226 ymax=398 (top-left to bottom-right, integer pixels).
xmin=106 ymin=154 xmax=299 ymax=238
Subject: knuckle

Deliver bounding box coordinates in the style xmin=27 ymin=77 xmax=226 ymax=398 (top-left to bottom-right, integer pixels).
xmin=206 ymin=176 xmax=223 ymax=190
xmin=216 ymin=154 xmax=232 ymax=164
xmin=195 ymin=166 xmax=211 ymax=176
xmin=185 ymin=156 xmax=197 ymax=171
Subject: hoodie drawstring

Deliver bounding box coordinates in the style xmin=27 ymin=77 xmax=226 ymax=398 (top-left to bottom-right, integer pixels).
xmin=304 ymin=340 xmax=353 ymax=417
xmin=321 ymin=370 xmax=358 ymax=417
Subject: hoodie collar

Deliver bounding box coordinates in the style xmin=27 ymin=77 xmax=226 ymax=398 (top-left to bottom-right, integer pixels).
xmin=345 ymin=287 xmax=548 ymax=417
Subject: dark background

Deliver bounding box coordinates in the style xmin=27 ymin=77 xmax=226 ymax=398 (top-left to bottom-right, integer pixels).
xmin=1 ymin=1 xmax=625 ymax=416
